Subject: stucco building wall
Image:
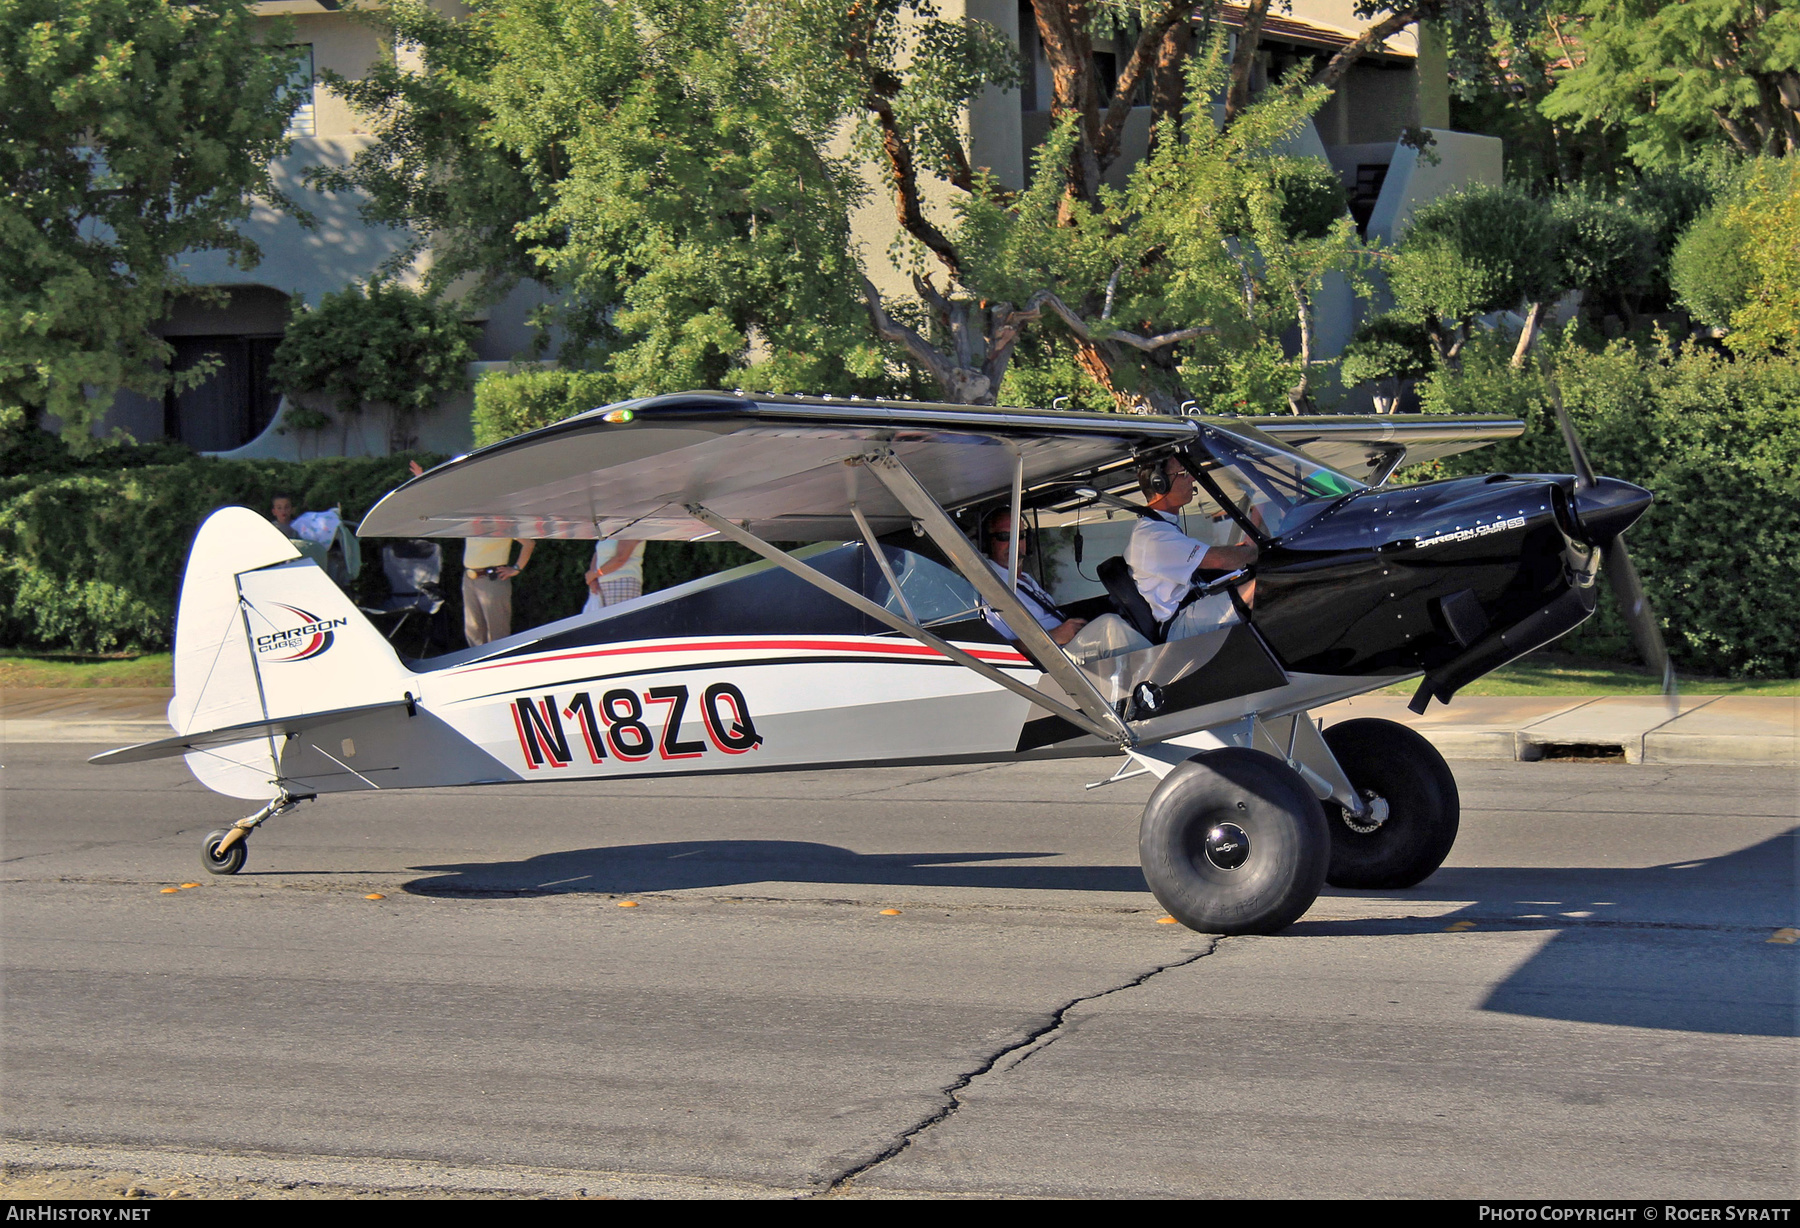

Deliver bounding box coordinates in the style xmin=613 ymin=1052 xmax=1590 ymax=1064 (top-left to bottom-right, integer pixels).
xmin=111 ymin=0 xmax=1502 ymax=456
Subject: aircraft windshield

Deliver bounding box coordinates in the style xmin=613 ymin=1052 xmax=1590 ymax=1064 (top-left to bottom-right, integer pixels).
xmin=1194 ymin=427 xmax=1365 ymax=540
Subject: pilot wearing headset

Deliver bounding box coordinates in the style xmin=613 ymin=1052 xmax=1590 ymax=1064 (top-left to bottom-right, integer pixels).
xmin=1126 ymin=455 xmax=1259 ymax=640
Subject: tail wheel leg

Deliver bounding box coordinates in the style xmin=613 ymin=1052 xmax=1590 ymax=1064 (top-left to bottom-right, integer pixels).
xmin=201 ymin=791 xmax=308 ymax=876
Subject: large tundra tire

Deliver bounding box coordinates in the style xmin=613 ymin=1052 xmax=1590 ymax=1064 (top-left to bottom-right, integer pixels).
xmin=1138 ymin=747 xmax=1329 ymax=935
xmin=1321 ymin=717 xmax=1460 ymax=889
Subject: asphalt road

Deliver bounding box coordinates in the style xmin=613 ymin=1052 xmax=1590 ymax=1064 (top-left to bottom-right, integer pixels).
xmin=2 ymin=744 xmax=1794 ymax=1199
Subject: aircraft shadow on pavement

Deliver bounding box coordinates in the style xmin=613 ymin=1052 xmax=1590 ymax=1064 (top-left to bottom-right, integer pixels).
xmin=404 ymin=839 xmax=1150 ymax=896
xmin=405 ymin=830 xmax=1795 ymax=1039
xmin=1307 ymin=828 xmax=1799 ymax=1039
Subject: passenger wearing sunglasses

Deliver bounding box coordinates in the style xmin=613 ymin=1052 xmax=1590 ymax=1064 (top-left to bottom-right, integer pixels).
xmin=981 ymin=510 xmax=1091 ymax=646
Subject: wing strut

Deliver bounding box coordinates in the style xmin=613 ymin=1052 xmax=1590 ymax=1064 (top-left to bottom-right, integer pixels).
xmin=858 ymin=451 xmax=1134 ymax=745
xmin=1007 ymin=449 xmax=1024 ymax=595
xmin=684 ymin=503 xmax=1130 ymax=746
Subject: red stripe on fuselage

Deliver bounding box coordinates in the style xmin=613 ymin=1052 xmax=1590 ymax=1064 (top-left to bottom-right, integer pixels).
xmin=449 ymin=637 xmax=1032 ymax=676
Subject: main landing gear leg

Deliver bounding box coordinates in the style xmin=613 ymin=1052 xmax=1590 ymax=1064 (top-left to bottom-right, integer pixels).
xmin=202 ymin=790 xmax=309 ymax=876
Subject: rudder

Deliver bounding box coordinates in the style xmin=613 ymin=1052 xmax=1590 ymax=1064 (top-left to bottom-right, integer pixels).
xmin=172 ymin=507 xmax=409 ymax=798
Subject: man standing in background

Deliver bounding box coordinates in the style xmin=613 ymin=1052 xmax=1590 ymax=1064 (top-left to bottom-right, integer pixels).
xmin=583 ymin=537 xmax=642 ymax=614
xmin=463 ymin=536 xmax=534 ymax=646
xmin=405 ymin=460 xmax=536 ymax=648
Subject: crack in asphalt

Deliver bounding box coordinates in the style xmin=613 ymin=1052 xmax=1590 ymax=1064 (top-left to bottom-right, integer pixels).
xmin=816 ymin=938 xmax=1220 ymax=1197
xmin=841 ymin=764 xmax=1010 ymax=798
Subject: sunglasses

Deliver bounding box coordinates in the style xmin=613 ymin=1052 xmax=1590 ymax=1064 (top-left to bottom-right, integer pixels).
xmin=989 ymin=528 xmax=1035 ymax=543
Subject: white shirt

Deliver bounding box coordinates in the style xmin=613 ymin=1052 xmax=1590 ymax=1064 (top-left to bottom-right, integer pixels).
xmin=1126 ymin=512 xmax=1209 ymax=622
xmin=590 ymin=538 xmax=643 ymax=585
xmin=982 ymin=558 xmax=1064 ymax=639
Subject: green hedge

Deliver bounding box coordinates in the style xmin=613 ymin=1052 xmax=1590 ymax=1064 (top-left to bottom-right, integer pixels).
xmin=1421 ymin=336 xmax=1800 ymax=678
xmin=0 ymin=455 xmax=434 ymax=653
xmin=472 ymin=366 xmax=621 ymax=448
xmin=0 ymin=451 xmax=761 ymax=656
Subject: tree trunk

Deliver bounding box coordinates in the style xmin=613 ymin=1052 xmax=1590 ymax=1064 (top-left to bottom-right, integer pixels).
xmin=1286 ymin=280 xmax=1315 ymax=413
xmin=1309 ymin=5 xmax=1430 ymax=93
xmin=1222 ymin=0 xmax=1273 ymax=127
xmin=1095 ymin=1 xmax=1194 ymax=168
xmin=1146 ymin=17 xmax=1194 ymax=157
xmin=1029 ymin=0 xmax=1103 ymax=220
xmin=1510 ymin=300 xmax=1545 ymax=370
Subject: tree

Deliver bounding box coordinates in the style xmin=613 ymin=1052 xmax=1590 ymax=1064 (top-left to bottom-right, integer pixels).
xmin=1254 ymin=157 xmax=1369 ymax=411
xmin=1021 ymin=0 xmax=1568 ymax=222
xmin=307 ymin=2 xmax=544 ymax=306
xmin=934 ymin=46 xmax=1369 ymax=413
xmin=322 ymin=3 xmax=1364 ymax=413
xmin=317 ymin=0 xmax=889 ymax=396
xmin=1541 ymin=0 xmax=1800 ymax=166
xmin=1340 ymin=314 xmax=1435 ymax=412
xmin=269 ymin=279 xmax=478 ymax=454
xmin=1548 ymin=190 xmax=1658 ymax=331
xmin=1670 ymin=156 xmax=1800 ymax=351
xmin=1025 ymin=0 xmax=1196 ymax=219
xmin=0 ymin=0 xmax=304 ymax=441
xmin=1385 ymin=184 xmax=1565 ymax=369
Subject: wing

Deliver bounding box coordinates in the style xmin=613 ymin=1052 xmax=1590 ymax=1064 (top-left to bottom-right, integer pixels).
xmin=359 ymin=392 xmax=1200 ymax=542
xmin=1252 ymin=414 xmax=1526 ymax=481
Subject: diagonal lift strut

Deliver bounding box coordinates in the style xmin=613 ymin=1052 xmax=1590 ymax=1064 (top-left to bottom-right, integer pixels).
xmin=684 ymin=494 xmax=1131 ymax=746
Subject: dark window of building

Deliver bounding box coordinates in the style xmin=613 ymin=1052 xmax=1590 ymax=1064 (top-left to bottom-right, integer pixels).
xmin=1019 ymin=1 xmax=1038 ymax=112
xmin=163 ymin=335 xmax=283 ymax=452
xmin=286 ymin=45 xmax=316 ymax=137
xmin=1092 ymin=50 xmax=1118 ymax=105
xmin=1349 ymin=164 xmax=1389 ymax=237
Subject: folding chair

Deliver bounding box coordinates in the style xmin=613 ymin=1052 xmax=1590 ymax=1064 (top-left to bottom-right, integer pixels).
xmin=358 ymin=540 xmax=445 ymax=658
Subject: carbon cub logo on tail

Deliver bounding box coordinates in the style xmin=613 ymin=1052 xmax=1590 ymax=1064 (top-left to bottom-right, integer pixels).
xmin=252 ymin=603 xmax=350 ymax=662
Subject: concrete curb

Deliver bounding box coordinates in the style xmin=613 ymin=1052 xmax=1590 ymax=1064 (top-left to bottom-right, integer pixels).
xmin=6 ymin=688 xmax=1795 ymax=766
xmin=1 ymin=688 xmax=174 ymax=751
xmin=1318 ymin=694 xmax=1797 ymax=766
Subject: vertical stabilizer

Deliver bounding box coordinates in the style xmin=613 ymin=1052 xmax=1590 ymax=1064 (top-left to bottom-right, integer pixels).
xmin=171 ymin=507 xmax=409 ymax=799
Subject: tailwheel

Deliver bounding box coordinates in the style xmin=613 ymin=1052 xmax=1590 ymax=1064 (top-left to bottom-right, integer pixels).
xmin=198 ymin=790 xmax=309 ymax=877
xmin=1138 ymin=747 xmax=1329 ymax=935
xmin=202 ymin=828 xmax=247 ymax=876
xmin=1321 ymin=718 xmax=1460 ymax=889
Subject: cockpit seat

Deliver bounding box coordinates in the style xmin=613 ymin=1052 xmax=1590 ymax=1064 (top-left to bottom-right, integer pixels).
xmin=1097 ymin=555 xmax=1164 ymax=645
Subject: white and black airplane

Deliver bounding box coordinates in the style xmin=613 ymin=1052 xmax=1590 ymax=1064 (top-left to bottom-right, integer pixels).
xmin=95 ymin=392 xmax=1664 ymax=934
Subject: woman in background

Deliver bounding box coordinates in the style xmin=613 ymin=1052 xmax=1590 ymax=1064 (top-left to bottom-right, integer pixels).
xmin=583 ymin=537 xmax=642 ymax=615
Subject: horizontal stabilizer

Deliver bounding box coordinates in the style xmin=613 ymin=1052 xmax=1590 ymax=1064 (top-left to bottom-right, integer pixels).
xmin=89 ymin=699 xmax=415 ymax=766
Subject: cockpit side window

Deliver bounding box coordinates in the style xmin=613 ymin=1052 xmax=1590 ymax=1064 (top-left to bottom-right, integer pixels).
xmin=872 ymin=545 xmax=981 ymax=626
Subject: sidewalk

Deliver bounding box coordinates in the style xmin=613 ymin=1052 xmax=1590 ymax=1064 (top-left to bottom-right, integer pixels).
xmin=1 ymin=688 xmax=174 ymax=746
xmin=2 ymin=688 xmax=1794 ymax=766
xmin=1317 ymin=693 xmax=1797 ymax=765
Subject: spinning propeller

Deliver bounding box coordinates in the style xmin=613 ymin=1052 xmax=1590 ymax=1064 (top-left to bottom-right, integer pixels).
xmin=1548 ymin=380 xmax=1677 ymax=699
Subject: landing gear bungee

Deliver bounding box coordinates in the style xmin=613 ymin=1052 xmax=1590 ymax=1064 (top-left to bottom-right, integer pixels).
xmin=200 ymin=790 xmax=310 ymax=876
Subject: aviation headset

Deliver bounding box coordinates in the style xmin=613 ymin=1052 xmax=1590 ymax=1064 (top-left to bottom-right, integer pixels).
xmin=1136 ymin=453 xmax=1180 ymax=499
